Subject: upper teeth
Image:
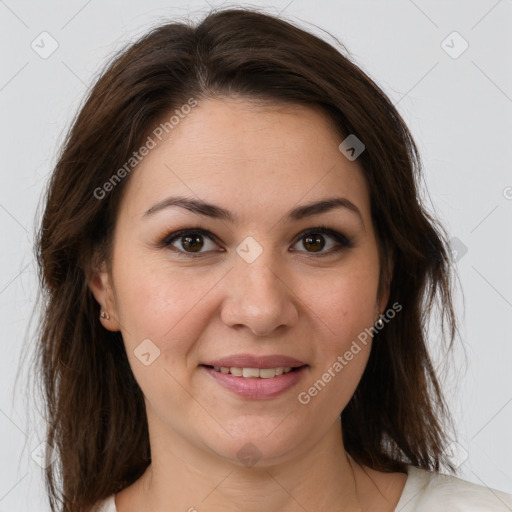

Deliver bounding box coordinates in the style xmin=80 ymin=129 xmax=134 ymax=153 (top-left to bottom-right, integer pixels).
xmin=213 ymin=366 xmax=293 ymax=378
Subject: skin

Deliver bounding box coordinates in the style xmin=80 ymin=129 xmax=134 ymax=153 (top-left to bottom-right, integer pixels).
xmin=89 ymin=97 xmax=407 ymax=512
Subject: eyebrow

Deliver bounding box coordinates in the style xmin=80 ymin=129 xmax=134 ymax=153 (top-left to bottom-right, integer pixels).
xmin=143 ymin=195 xmax=364 ymax=225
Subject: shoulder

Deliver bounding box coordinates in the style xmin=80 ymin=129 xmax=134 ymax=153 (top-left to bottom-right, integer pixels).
xmin=397 ymin=465 xmax=512 ymax=511
xmin=91 ymin=494 xmax=116 ymax=512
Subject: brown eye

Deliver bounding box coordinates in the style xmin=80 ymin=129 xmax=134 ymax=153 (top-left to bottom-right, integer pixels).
xmin=291 ymin=227 xmax=354 ymax=255
xmin=163 ymin=229 xmax=221 ymax=256
xmin=181 ymin=233 xmax=204 ymax=252
xmin=303 ymin=233 xmax=326 ymax=252
xmin=162 ymin=226 xmax=353 ymax=259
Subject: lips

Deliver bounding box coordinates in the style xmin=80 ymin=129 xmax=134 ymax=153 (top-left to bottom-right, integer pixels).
xmin=201 ymin=365 xmax=308 ymax=399
xmin=199 ymin=354 xmax=309 ymax=399
xmin=201 ymin=354 xmax=306 ymax=369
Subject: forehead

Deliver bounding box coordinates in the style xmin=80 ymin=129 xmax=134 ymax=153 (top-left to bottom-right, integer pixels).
xmin=118 ymin=97 xmax=372 ymax=228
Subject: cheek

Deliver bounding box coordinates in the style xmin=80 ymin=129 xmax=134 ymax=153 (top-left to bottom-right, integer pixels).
xmin=294 ymin=260 xmax=378 ymax=406
xmin=112 ymin=252 xmax=225 ymax=358
xmin=301 ymin=261 xmax=380 ymax=349
xmin=111 ymin=257 xmax=214 ymax=412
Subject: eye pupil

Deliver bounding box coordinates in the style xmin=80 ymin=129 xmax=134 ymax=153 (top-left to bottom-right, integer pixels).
xmin=303 ymin=233 xmax=325 ymax=252
xmin=182 ymin=234 xmax=204 ymax=252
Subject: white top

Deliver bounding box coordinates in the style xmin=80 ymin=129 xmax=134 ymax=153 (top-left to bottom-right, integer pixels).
xmin=92 ymin=465 xmax=512 ymax=511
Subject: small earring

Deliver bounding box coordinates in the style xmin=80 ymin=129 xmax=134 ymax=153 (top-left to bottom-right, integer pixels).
xmin=376 ymin=314 xmax=384 ymax=328
xmin=100 ymin=310 xmax=111 ymax=320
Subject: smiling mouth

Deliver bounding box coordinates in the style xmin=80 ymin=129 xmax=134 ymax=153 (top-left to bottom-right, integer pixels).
xmin=200 ymin=364 xmax=305 ymax=379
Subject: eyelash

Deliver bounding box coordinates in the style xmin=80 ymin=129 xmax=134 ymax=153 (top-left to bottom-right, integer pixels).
xmin=159 ymin=225 xmax=355 ymax=259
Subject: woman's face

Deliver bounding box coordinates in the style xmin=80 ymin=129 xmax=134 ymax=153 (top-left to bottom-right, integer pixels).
xmin=91 ymin=97 xmax=390 ymax=466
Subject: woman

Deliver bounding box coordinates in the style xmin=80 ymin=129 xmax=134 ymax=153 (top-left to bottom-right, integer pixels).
xmin=34 ymin=7 xmax=512 ymax=512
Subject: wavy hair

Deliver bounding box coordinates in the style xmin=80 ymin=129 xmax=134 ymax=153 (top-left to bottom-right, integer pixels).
xmin=32 ymin=7 xmax=460 ymax=511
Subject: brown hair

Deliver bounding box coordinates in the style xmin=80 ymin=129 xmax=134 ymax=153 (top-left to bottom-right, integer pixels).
xmin=33 ymin=7 xmax=460 ymax=511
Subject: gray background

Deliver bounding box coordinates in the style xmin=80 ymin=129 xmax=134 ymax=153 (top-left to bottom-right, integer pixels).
xmin=1 ymin=0 xmax=511 ymax=510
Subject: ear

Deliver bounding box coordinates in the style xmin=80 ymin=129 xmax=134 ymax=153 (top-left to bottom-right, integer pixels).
xmin=88 ymin=259 xmax=121 ymax=332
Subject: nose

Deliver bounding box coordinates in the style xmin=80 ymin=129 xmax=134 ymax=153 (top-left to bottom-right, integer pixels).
xmin=220 ymin=255 xmax=299 ymax=337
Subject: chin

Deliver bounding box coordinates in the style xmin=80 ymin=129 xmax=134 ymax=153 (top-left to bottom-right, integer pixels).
xmin=199 ymin=420 xmax=310 ymax=468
